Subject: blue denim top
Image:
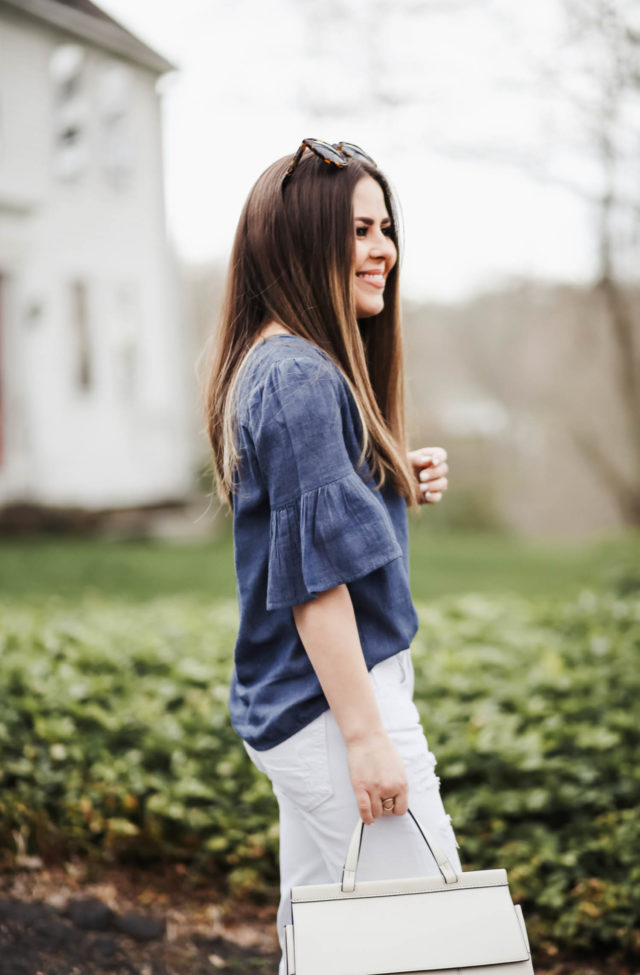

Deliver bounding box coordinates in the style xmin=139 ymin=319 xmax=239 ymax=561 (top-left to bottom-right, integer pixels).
xmin=229 ymin=334 xmax=419 ymax=750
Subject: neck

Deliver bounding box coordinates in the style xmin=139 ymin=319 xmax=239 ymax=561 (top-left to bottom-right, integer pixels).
xmin=251 ymin=322 xmax=292 ymax=347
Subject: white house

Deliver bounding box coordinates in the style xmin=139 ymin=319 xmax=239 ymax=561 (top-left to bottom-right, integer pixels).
xmin=0 ymin=0 xmax=195 ymax=513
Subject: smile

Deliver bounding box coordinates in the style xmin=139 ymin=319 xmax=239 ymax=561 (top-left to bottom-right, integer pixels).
xmin=356 ymin=272 xmax=385 ymax=290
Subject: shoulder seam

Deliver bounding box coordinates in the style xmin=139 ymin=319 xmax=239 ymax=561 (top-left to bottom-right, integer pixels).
xmin=242 ymin=349 xmax=342 ymax=419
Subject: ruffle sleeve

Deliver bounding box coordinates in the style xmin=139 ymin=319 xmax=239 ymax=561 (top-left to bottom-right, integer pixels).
xmin=266 ymin=470 xmax=403 ymax=610
xmin=249 ymin=353 xmax=404 ymax=611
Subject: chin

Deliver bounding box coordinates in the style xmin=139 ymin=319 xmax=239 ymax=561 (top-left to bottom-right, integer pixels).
xmin=355 ymin=297 xmax=385 ymax=319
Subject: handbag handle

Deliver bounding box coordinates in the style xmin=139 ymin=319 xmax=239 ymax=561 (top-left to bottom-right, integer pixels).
xmin=341 ymin=808 xmax=459 ymax=893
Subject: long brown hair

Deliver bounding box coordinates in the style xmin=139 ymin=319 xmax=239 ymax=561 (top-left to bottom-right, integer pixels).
xmin=202 ymin=149 xmax=419 ymax=508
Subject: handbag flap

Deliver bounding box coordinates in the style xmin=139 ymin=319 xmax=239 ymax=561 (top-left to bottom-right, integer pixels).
xmin=290 ymin=882 xmax=530 ymax=975
xmin=292 ymin=868 xmax=508 ymax=902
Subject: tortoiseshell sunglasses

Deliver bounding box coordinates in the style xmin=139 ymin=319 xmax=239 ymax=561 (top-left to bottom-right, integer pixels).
xmin=282 ymin=139 xmax=377 ymax=187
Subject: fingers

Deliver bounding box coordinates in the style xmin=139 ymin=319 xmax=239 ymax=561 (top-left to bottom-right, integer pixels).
xmin=419 ymin=462 xmax=448 ymax=504
xmin=421 ymin=475 xmax=448 ymax=492
xmin=419 ymin=462 xmax=448 ymax=483
xmin=408 ymin=448 xmax=448 ymax=474
xmin=374 ymin=774 xmax=409 ymax=820
xmin=393 ymin=790 xmax=409 ymax=817
xmin=410 ymin=450 xmax=450 ymax=505
xmin=380 ymin=796 xmax=399 ymax=817
xmin=348 ymin=736 xmax=409 ymax=824
xmin=415 ymin=448 xmax=447 ymax=468
xmin=376 ymin=790 xmax=408 ymax=818
xmin=356 ymin=789 xmax=374 ymax=826
xmin=420 ymin=492 xmax=442 ymax=505
xmin=370 ymin=794 xmax=384 ymax=820
xmin=360 ymin=783 xmax=408 ymax=823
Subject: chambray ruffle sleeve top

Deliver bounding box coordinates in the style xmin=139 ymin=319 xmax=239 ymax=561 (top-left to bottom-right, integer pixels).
xmin=229 ymin=334 xmax=419 ymax=750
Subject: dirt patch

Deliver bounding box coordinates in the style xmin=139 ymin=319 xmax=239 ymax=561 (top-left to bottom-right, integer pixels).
xmin=0 ymin=861 xmax=279 ymax=974
xmin=0 ymin=862 xmax=632 ymax=974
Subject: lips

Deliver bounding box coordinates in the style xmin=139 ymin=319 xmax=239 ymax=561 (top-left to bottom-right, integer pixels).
xmin=356 ymin=271 xmax=385 ymax=289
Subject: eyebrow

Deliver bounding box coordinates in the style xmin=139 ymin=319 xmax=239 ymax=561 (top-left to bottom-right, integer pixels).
xmin=354 ymin=216 xmax=391 ymax=225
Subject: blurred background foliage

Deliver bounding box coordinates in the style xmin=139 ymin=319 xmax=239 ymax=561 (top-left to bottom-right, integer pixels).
xmin=0 ymin=534 xmax=639 ymax=965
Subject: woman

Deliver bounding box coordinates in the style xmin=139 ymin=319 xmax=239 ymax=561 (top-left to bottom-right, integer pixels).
xmin=204 ymin=139 xmax=462 ymax=971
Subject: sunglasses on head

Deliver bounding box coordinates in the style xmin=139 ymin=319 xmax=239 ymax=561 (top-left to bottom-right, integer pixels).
xmin=282 ymin=138 xmax=377 ymax=187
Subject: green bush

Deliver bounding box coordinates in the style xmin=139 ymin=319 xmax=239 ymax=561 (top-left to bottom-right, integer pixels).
xmin=0 ymin=596 xmax=279 ymax=887
xmin=411 ymin=590 xmax=640 ymax=958
xmin=0 ymin=589 xmax=638 ymax=959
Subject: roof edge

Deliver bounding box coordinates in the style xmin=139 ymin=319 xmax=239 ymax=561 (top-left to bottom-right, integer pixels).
xmin=0 ymin=0 xmax=177 ymax=74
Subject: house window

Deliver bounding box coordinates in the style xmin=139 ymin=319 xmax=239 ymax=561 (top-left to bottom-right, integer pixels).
xmin=98 ymin=62 xmax=133 ymax=187
xmin=71 ymin=281 xmax=91 ymax=391
xmin=0 ymin=94 xmax=5 ymax=168
xmin=111 ymin=284 xmax=138 ymax=401
xmin=50 ymin=44 xmax=89 ymax=181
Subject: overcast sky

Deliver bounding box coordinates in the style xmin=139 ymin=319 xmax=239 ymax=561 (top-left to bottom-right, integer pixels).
xmin=98 ymin=0 xmax=600 ymax=302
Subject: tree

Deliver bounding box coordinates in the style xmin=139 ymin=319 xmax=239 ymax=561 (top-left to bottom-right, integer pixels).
xmin=556 ymin=0 xmax=640 ymax=522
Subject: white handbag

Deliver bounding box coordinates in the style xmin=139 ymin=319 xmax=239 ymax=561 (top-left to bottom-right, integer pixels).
xmin=284 ymin=808 xmax=535 ymax=975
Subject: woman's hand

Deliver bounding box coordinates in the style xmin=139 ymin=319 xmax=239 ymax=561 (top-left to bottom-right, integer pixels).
xmin=408 ymin=447 xmax=448 ymax=505
xmin=346 ymin=729 xmax=409 ymax=825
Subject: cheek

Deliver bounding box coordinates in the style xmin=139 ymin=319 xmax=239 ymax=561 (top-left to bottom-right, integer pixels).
xmin=354 ymin=239 xmax=368 ymax=271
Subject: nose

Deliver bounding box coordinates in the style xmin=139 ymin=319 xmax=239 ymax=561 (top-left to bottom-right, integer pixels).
xmin=369 ymin=230 xmax=396 ymax=264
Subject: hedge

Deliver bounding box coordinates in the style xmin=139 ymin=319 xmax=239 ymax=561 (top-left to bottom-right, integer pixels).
xmin=0 ymin=588 xmax=638 ymax=960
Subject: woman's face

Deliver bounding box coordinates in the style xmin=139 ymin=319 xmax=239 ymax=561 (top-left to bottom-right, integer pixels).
xmin=352 ymin=175 xmax=397 ymax=318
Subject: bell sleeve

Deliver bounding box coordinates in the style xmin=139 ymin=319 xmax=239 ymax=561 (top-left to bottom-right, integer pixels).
xmin=251 ymin=354 xmax=403 ymax=611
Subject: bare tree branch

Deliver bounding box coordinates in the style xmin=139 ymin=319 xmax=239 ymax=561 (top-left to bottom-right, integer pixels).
xmin=429 ymin=142 xmax=640 ymax=218
xmin=594 ymin=276 xmax=640 ymax=449
xmin=571 ymin=423 xmax=640 ymax=523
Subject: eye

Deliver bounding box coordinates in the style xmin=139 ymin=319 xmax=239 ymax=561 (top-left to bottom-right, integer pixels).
xmin=355 ymin=225 xmax=393 ymax=238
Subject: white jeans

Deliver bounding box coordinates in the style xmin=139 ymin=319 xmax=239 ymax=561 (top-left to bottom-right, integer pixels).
xmin=243 ymin=648 xmax=462 ymax=975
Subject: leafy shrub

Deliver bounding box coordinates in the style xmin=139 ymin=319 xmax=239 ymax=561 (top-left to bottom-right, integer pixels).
xmin=0 ymin=589 xmax=638 ymax=959
xmin=411 ymin=590 xmax=640 ymax=958
xmin=0 ymin=596 xmax=279 ymax=886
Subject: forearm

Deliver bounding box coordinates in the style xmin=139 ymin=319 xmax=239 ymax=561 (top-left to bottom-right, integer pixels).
xmin=292 ymin=583 xmax=408 ymax=823
xmin=292 ymin=584 xmax=385 ymax=744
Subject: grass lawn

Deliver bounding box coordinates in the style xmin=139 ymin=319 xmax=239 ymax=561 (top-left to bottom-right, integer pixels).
xmin=0 ymin=523 xmax=637 ymax=602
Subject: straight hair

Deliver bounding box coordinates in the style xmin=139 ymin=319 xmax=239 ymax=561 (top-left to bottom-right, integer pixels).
xmin=202 ymin=150 xmax=420 ymax=508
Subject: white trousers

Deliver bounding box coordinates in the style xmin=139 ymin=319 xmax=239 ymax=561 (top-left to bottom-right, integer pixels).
xmin=243 ymin=648 xmax=463 ymax=975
